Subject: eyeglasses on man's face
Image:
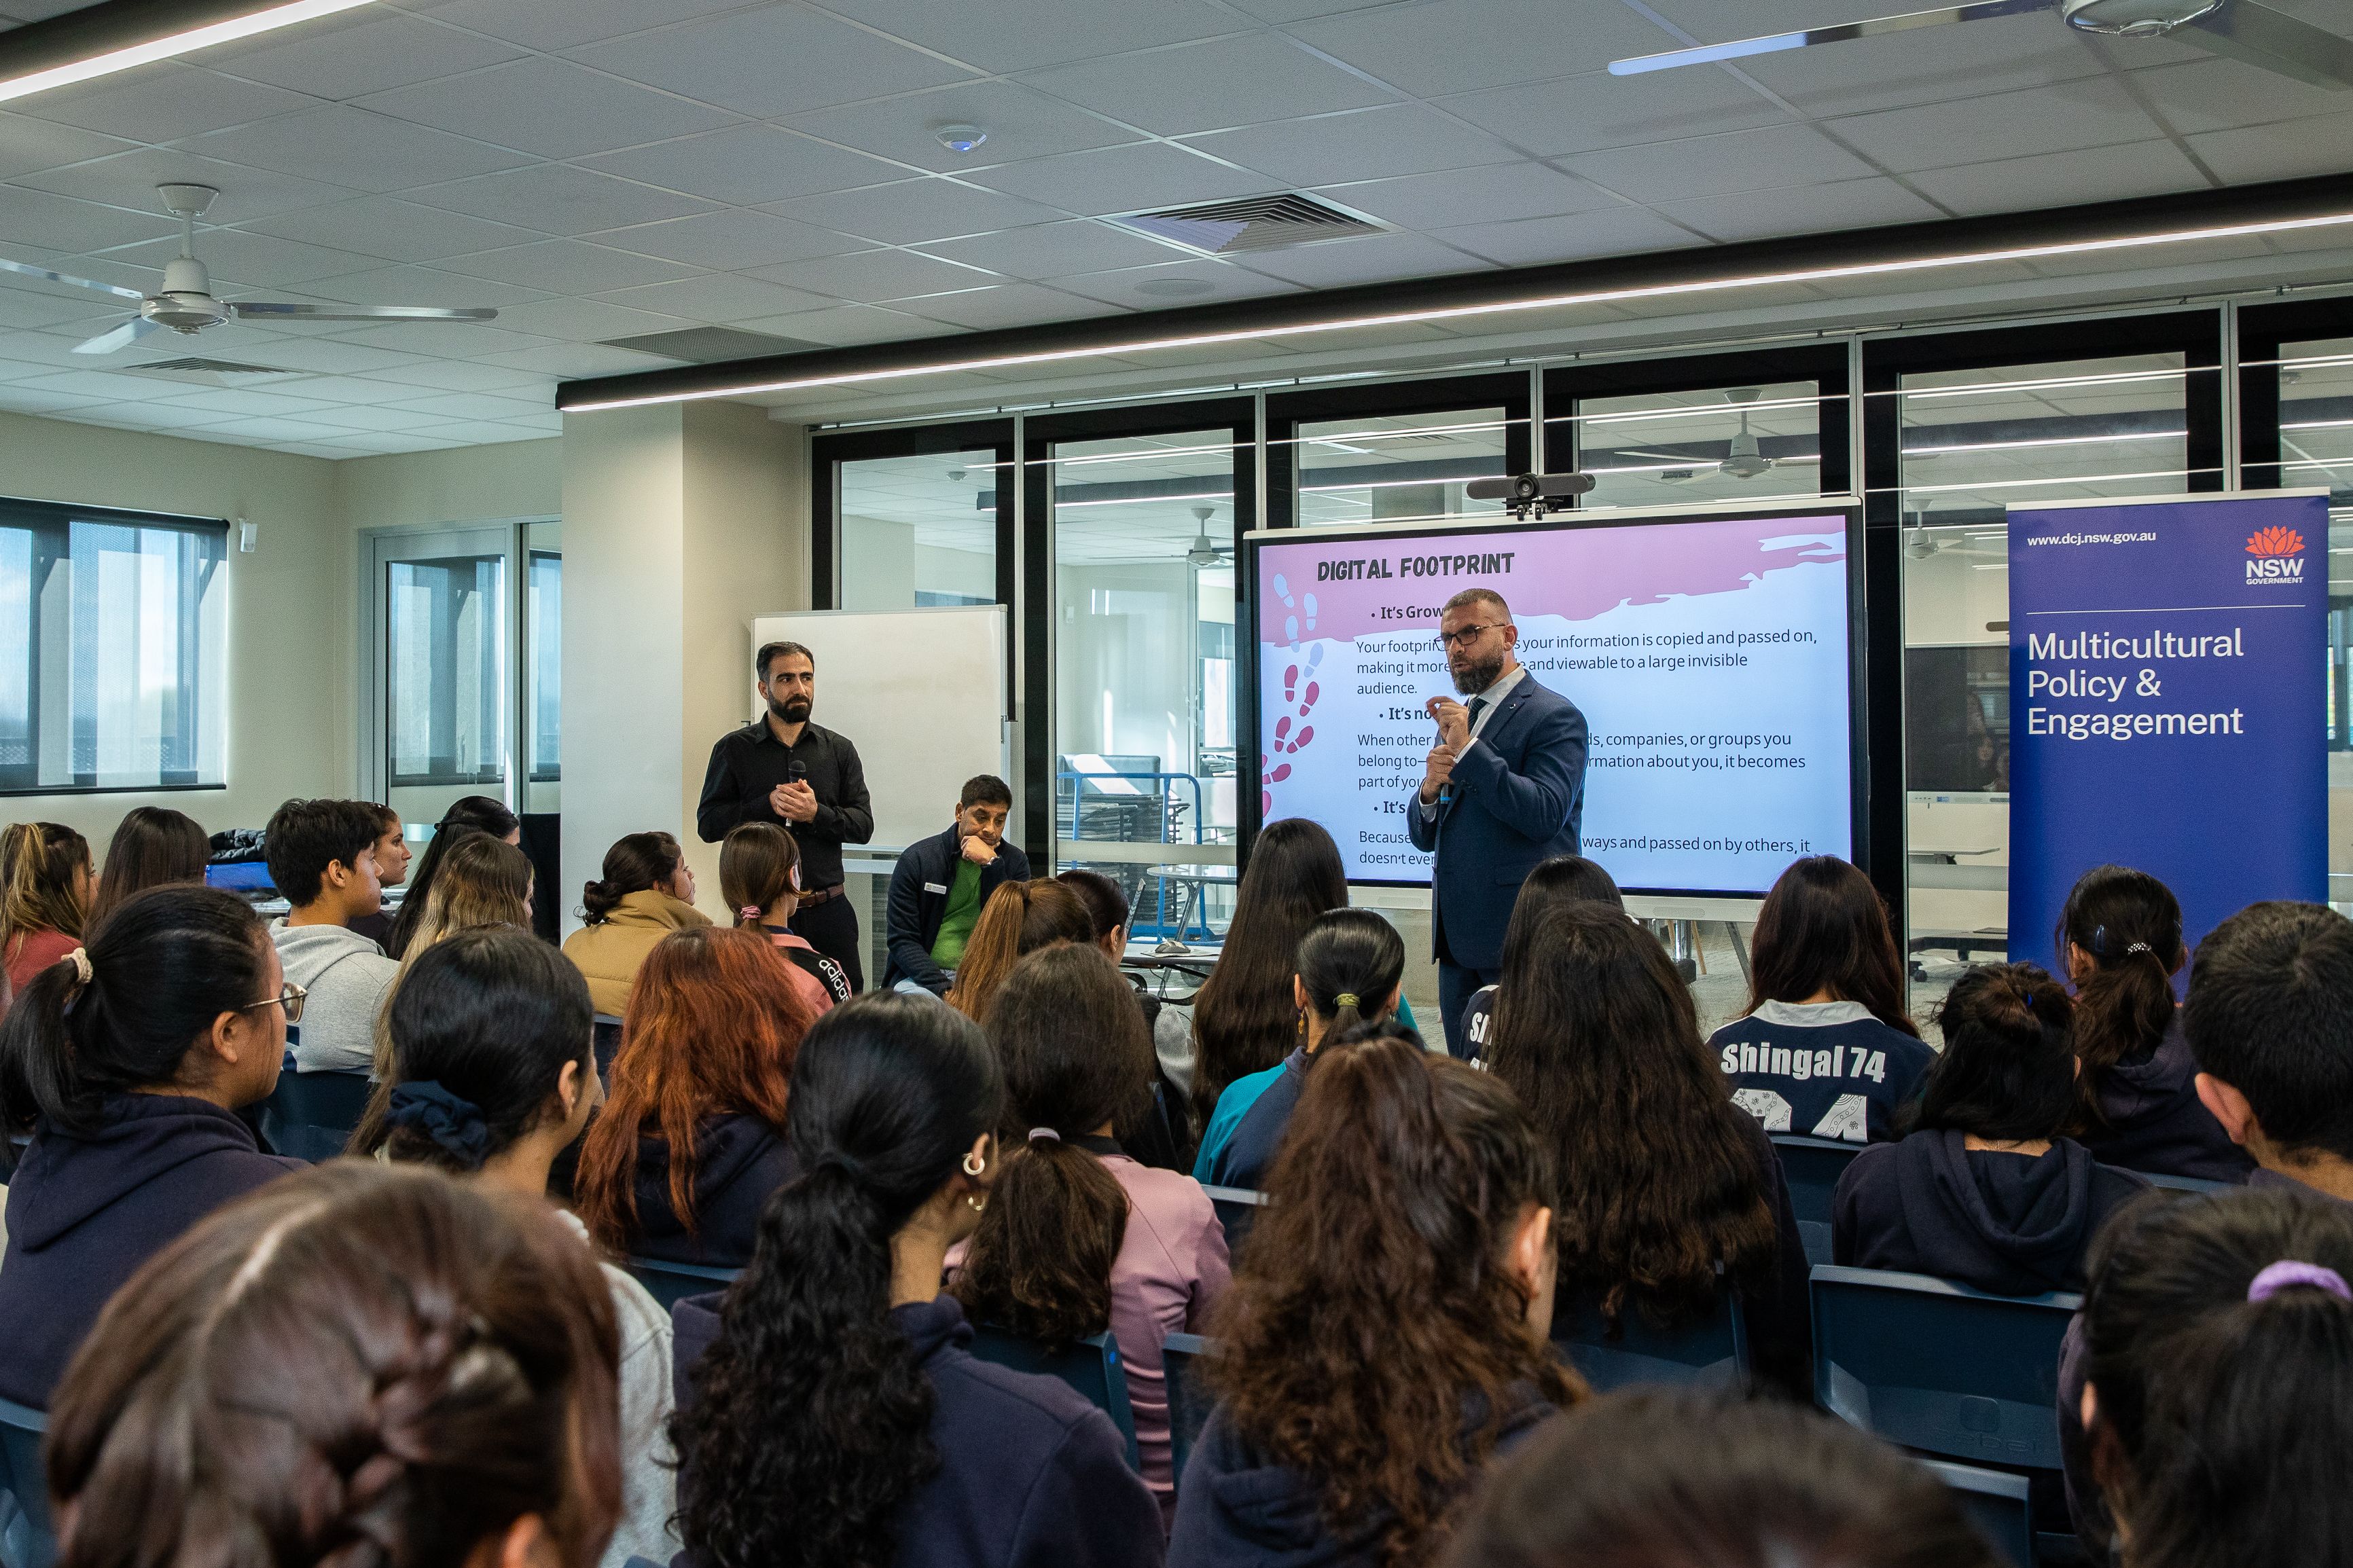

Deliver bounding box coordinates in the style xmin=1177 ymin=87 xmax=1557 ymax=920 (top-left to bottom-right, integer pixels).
xmin=1436 ymin=622 xmax=1498 ymax=652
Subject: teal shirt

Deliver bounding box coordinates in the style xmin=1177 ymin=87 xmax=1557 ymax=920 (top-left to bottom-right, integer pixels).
xmin=1189 ymin=993 xmax=1422 ymax=1183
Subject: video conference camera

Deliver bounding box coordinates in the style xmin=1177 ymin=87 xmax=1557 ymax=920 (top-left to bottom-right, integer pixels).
xmin=1465 ymin=471 xmax=1596 ymax=520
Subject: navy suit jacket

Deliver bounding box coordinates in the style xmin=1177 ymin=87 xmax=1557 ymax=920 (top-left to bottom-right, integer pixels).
xmin=1404 ymin=672 xmax=1587 ymax=970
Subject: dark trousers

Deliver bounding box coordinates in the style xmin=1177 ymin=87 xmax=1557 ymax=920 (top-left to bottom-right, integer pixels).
xmin=1437 ymin=958 xmax=1501 ymax=1060
xmin=791 ymin=892 xmax=865 ymax=993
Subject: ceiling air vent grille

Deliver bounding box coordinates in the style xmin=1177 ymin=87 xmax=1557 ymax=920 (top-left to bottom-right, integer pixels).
xmin=1111 ymin=193 xmax=1386 ymax=255
xmin=124 ymin=357 xmax=303 ymax=386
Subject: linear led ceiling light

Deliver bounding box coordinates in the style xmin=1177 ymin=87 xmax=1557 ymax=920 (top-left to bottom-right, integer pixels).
xmin=558 ymin=204 xmax=2353 ymax=414
xmin=0 ymin=0 xmax=374 ymax=105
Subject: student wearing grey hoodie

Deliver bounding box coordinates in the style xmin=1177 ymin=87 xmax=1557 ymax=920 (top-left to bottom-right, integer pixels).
xmin=264 ymin=798 xmax=400 ymax=1075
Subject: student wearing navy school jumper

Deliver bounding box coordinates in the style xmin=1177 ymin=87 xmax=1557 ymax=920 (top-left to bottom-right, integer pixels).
xmin=669 ymin=992 xmax=1162 ymax=1568
xmin=1457 ymin=854 xmax=1621 ymax=1061
xmin=1711 ymin=856 xmax=1934 ymax=1145
xmin=1194 ymin=907 xmax=1405 ymax=1190
xmin=2056 ymin=865 xmax=2252 ymax=1183
xmin=1486 ymin=905 xmax=1812 ymax=1398
xmin=1833 ymin=964 xmax=2149 ymax=1296
xmin=0 ymin=886 xmax=303 ymax=1408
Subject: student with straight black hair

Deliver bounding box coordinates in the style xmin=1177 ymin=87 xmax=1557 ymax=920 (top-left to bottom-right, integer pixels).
xmin=1171 ymin=1037 xmax=1576 ymax=1568
xmin=355 ymin=926 xmax=677 ymax=1568
xmin=385 ymin=794 xmax=520 ymax=960
xmin=264 ymin=797 xmax=400 ymax=1074
xmin=1194 ymin=906 xmax=1407 ymax=1190
xmin=2058 ymin=865 xmax=2252 ymax=1182
xmin=1457 ymin=853 xmax=1619 ymax=1061
xmin=1444 ymin=1388 xmax=2002 ymax=1568
xmin=954 ymin=943 xmax=1229 ymax=1519
xmin=1834 ymin=963 xmax=2148 ymax=1296
xmin=2181 ymin=900 xmax=2353 ymax=1205
xmin=2064 ymin=1186 xmax=2353 ymax=1568
xmin=1486 ymin=905 xmax=1810 ymax=1396
xmin=0 ymin=884 xmax=302 ymax=1406
xmin=88 ymin=806 xmax=209 ymax=927
xmin=669 ymin=992 xmax=1163 ymax=1568
xmin=1711 ymin=856 xmax=1934 ymax=1145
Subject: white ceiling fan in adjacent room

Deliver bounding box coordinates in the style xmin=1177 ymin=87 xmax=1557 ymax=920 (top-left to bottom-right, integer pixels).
xmin=1186 ymin=505 xmax=1233 ymax=567
xmin=0 ymin=183 xmax=497 ymax=356
xmin=1610 ymin=0 xmax=2353 ymax=88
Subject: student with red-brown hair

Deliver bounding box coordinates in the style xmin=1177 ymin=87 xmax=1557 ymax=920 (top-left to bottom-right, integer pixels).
xmin=574 ymin=924 xmax=814 ymax=1266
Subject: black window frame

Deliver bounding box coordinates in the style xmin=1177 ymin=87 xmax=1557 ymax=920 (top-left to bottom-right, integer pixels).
xmin=1265 ymin=371 xmax=1533 ymax=533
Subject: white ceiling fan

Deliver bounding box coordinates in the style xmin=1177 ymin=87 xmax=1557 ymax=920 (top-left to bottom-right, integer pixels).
xmin=1186 ymin=504 xmax=1232 ymax=566
xmin=1610 ymin=0 xmax=2353 ymax=88
xmin=1609 ymin=388 xmax=1782 ymax=480
xmin=0 ymin=183 xmax=497 ymax=356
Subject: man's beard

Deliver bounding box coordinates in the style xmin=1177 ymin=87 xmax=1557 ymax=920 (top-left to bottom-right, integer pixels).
xmin=1452 ymin=651 xmax=1505 ymax=696
xmin=770 ymin=695 xmax=812 ymax=725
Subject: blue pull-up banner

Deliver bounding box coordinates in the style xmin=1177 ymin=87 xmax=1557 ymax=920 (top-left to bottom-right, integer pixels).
xmin=2008 ymin=491 xmax=2329 ymax=970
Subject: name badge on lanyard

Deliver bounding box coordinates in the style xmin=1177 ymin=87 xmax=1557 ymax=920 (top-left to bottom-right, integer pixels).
xmin=924 ymin=882 xmax=949 ymax=895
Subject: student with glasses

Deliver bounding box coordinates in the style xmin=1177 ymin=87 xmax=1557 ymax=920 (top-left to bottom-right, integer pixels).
xmin=0 ymin=884 xmax=305 ymax=1408
xmin=1405 ymin=587 xmax=1590 ymax=1058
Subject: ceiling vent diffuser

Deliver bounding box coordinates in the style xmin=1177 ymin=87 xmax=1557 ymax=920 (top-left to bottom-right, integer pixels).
xmin=1111 ymin=192 xmax=1386 ymax=256
xmin=123 ymin=357 xmax=304 ymax=386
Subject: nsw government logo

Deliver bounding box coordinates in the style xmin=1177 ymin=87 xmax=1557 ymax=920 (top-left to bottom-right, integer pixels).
xmin=2245 ymin=525 xmax=2305 ymax=584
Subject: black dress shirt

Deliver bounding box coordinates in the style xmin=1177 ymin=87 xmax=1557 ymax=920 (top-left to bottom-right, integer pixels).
xmin=695 ymin=718 xmax=874 ymax=888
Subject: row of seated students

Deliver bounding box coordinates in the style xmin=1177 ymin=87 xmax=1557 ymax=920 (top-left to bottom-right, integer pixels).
xmin=2 ymin=794 xmax=2351 ymax=1564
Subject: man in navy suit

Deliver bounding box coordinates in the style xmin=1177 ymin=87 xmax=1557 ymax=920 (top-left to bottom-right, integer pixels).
xmin=1405 ymin=587 xmax=1588 ymax=1058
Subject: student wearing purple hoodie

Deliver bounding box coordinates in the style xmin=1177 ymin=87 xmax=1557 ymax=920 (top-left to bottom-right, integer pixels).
xmin=0 ymin=885 xmax=303 ymax=1407
xmin=2055 ymin=866 xmax=2252 ymax=1184
xmin=668 ymin=993 xmax=1162 ymax=1568
xmin=1834 ymin=964 xmax=2148 ymax=1297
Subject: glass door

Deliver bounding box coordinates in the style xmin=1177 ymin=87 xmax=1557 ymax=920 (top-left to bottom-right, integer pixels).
xmin=368 ymin=524 xmax=518 ymax=832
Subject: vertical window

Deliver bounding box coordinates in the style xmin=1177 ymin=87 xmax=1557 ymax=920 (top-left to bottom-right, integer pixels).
xmin=1291 ymin=407 xmax=1512 ymax=526
xmin=1049 ymin=424 xmax=1244 ymax=936
xmin=524 ymin=521 xmax=562 ymax=815
xmin=1569 ymin=381 xmax=1827 ymax=509
xmin=838 ymin=448 xmax=1003 ymax=608
xmin=0 ymin=500 xmax=226 ymax=794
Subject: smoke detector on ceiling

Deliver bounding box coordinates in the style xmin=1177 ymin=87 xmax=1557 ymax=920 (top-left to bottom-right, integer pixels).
xmin=935 ymin=124 xmax=988 ymax=153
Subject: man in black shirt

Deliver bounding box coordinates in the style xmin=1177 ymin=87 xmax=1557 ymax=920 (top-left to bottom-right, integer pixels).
xmin=697 ymin=640 xmax=874 ymax=989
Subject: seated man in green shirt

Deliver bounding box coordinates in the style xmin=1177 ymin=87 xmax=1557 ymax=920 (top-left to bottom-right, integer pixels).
xmin=884 ymin=773 xmax=1032 ymax=996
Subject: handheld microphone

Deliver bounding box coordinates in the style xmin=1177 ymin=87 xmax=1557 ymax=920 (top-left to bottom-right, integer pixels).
xmin=788 ymin=761 xmax=807 ymax=785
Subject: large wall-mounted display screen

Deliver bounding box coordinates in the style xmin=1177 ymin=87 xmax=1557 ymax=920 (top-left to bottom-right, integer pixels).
xmin=1248 ymin=503 xmax=1862 ymax=896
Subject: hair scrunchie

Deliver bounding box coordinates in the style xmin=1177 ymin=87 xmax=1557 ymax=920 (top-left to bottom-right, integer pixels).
xmin=1027 ymin=1127 xmax=1061 ymax=1143
xmin=1333 ymin=993 xmax=1360 ymax=1008
xmin=63 ymin=947 xmax=92 ymax=986
xmin=2248 ymin=1260 xmax=2352 ymax=1305
xmin=384 ymin=1080 xmax=494 ymax=1167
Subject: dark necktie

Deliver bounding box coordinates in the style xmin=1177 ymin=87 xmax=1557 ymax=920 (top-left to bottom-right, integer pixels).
xmin=1465 ymin=695 xmax=1489 ymax=735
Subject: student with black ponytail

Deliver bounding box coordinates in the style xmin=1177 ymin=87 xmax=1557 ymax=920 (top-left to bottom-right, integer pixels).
xmin=358 ymin=926 xmax=677 ymax=1568
xmin=0 ymin=885 xmax=302 ymax=1406
xmin=2058 ymin=866 xmax=2252 ymax=1182
xmin=2064 ymin=1186 xmax=2353 ymax=1567
xmin=1194 ymin=906 xmax=1407 ymax=1190
xmin=669 ymin=993 xmax=1163 ymax=1568
xmin=954 ymin=943 xmax=1229 ymax=1520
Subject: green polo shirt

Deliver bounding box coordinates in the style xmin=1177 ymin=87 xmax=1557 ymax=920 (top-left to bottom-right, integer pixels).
xmin=930 ymin=857 xmax=985 ymax=970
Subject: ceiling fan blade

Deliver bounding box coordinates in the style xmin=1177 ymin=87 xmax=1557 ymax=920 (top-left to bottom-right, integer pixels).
xmin=71 ymin=316 xmax=166 ymax=355
xmin=2185 ymin=0 xmax=2353 ymax=89
xmin=0 ymin=254 xmax=147 ymax=302
xmin=226 ymin=302 xmax=497 ymax=322
xmin=1609 ymin=0 xmax=2052 ymax=74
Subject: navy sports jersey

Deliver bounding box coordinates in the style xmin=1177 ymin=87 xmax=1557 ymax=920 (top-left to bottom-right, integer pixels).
xmin=1708 ymin=1000 xmax=1935 ymax=1145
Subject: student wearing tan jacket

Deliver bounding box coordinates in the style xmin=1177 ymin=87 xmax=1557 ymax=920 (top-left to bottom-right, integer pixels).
xmin=563 ymin=831 xmax=710 ymax=1016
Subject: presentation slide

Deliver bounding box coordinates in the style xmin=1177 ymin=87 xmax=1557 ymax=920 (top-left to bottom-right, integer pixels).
xmin=1251 ymin=507 xmax=1858 ymax=895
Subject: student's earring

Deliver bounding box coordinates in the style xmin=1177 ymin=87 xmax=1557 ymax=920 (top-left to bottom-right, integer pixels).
xmin=965 ymin=1192 xmax=988 ymax=1214
xmin=961 ymin=1152 xmax=985 ymax=1177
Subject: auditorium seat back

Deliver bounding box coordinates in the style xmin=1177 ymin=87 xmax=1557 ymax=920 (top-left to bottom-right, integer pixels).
xmin=592 ymin=1015 xmax=624 ymax=1082
xmin=1202 ymin=1185 xmax=1267 ymax=1262
xmin=1161 ymin=1330 xmax=1211 ymax=1486
xmin=256 ymin=1055 xmax=372 ymax=1162
xmin=1770 ymin=1133 xmax=1864 ymax=1268
xmin=1553 ymin=1284 xmax=1751 ymax=1393
xmin=0 ymin=1395 xmax=53 ymax=1568
xmin=626 ymin=1256 xmax=739 ymax=1313
xmin=966 ymin=1325 xmax=1140 ymax=1471
xmin=1922 ymin=1459 xmax=2034 ymax=1568
xmin=1811 ymin=1264 xmax=2079 ymax=1473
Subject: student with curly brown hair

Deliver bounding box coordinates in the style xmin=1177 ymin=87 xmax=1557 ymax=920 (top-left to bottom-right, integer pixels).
xmin=44 ymin=1161 xmax=624 ymax=1568
xmin=1169 ymin=1035 xmax=1577 ymax=1568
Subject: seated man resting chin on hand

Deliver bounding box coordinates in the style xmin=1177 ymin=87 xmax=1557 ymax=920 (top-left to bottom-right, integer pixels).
xmin=882 ymin=773 xmax=1032 ymax=998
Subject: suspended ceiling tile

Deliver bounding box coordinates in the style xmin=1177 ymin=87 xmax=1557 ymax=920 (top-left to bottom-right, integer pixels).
xmin=103 ymin=230 xmax=374 ymax=292
xmin=215 ymin=331 xmax=427 ymax=374
xmin=1287 ymin=0 xmax=1669 ymax=98
xmin=584 ymin=124 xmax=910 ymax=207
xmin=1902 ymin=139 xmax=2210 ymax=218
xmin=1437 ymin=67 xmax=1790 ymax=159
xmin=1653 ymin=176 xmax=1947 ymax=244
xmin=820 ymin=0 xmax=1238 ymax=75
xmin=967 ymin=143 xmax=1272 ymax=216
xmin=769 ymin=178 xmax=1067 ymax=246
xmin=1181 ymin=105 xmax=1524 ymax=188
xmin=1729 ymin=8 xmax=2124 ymax=117
xmin=360 ymin=358 xmax=550 ymax=392
xmin=0 ymin=384 xmax=112 ymax=415
xmin=593 ymin=272 xmax=836 ymax=323
xmin=1321 ymin=160 xmax=1617 ymax=231
xmin=588 ymin=206 xmax=865 ymax=271
xmin=405 ymin=164 xmax=721 ymax=234
xmin=325 ymin=428 xmax=465 ymax=452
xmin=0 ymin=183 xmax=180 ymax=254
xmin=239 ymin=197 xmax=546 ymax=264
xmin=382 ymin=389 xmax=552 ymax=420
xmin=1825 ymin=75 xmax=2161 ymax=175
xmin=325 ymin=319 xmax=562 ymax=357
xmin=143 ymin=384 xmax=342 ymax=418
xmin=478 ymin=297 xmax=699 ymax=346
xmin=205 ymin=10 xmax=528 ymax=101
xmin=412 ymin=0 xmax=755 ymax=54
xmin=0 ymin=112 xmax=136 ymax=182
xmin=1021 ymin=33 xmax=1397 ymax=137
xmin=570 ymin=5 xmax=973 ymax=118
xmin=1563 ymin=123 xmax=1880 ymax=204
xmin=730 ymin=301 xmax=954 ymax=346
xmin=1044 ymin=258 xmax=1304 ymax=308
xmin=357 ymin=58 xmax=740 ymax=161
xmin=1427 ymin=205 xmax=1701 ymax=268
xmin=0 ymin=282 xmax=122 ymax=328
xmin=16 ymin=148 xmax=357 ymax=227
xmin=1232 ymin=230 xmax=1492 ymax=288
xmin=749 ymin=247 xmax=996 ymax=303
xmin=468 ymin=340 xmax=683 ymax=376
xmin=437 ymin=238 xmax=702 ymax=293
xmin=2187 ymin=113 xmax=2353 ymax=183
xmin=181 ymin=106 xmax=533 ymax=194
xmin=2125 ymin=54 xmax=2353 ymax=135
xmin=782 ymin=81 xmax=1137 ymax=175
xmin=891 ymin=281 xmax=1104 ymax=330
xmin=195 ymin=413 xmax=378 ymax=441
xmin=37 ymin=63 xmax=323 ymax=142
xmin=918 ymin=219 xmax=1183 ymax=280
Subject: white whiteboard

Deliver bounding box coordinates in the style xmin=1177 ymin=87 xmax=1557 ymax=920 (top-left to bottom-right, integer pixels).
xmin=749 ymin=607 xmax=1008 ymax=852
